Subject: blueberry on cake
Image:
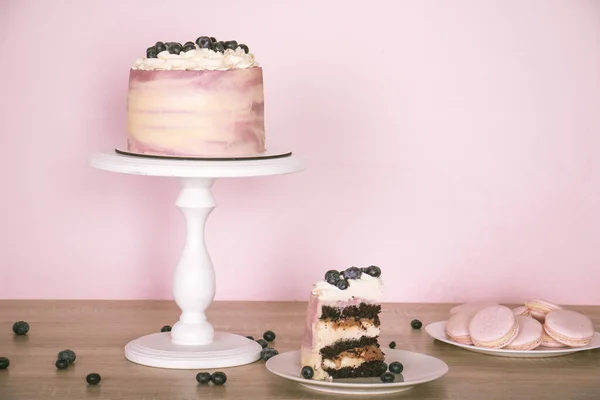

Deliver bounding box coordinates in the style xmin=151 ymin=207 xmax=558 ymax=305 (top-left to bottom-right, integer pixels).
xmin=300 ymin=266 xmax=385 ymax=380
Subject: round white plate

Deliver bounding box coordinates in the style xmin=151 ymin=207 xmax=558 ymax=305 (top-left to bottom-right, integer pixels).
xmin=426 ymin=321 xmax=600 ymax=358
xmin=265 ymin=349 xmax=448 ymax=396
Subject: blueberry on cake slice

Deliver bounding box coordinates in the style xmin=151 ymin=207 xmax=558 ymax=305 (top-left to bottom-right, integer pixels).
xmin=300 ymin=266 xmax=385 ymax=380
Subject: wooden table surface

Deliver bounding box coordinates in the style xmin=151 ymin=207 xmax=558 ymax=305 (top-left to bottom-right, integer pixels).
xmin=0 ymin=301 xmax=599 ymax=400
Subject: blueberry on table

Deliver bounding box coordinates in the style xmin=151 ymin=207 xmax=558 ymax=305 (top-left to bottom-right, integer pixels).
xmin=55 ymin=359 xmax=69 ymax=370
xmin=238 ymin=44 xmax=249 ymax=53
xmin=325 ymin=270 xmax=340 ymax=285
xmin=12 ymin=321 xmax=30 ymax=335
xmin=195 ymin=36 xmax=212 ymax=49
xmin=362 ymin=265 xmax=381 ymax=278
xmin=301 ymin=366 xmax=314 ymax=379
xmin=380 ymin=372 xmax=395 ymax=383
xmin=0 ymin=357 xmax=9 ymax=369
xmin=342 ymin=267 xmax=362 ymax=280
xmin=411 ymin=319 xmax=423 ymax=330
xmin=182 ymin=41 xmax=196 ymax=52
xmin=256 ymin=339 xmax=268 ymax=348
xmin=211 ymin=41 xmax=225 ymax=53
xmin=389 ymin=341 xmax=396 ymax=349
xmin=389 ymin=361 xmax=404 ymax=374
xmin=57 ymin=349 xmax=76 ymax=364
xmin=86 ymin=373 xmax=101 ymax=385
xmin=196 ymin=372 xmax=211 ymax=384
xmin=263 ymin=330 xmax=276 ymax=342
xmin=336 ymin=279 xmax=349 ymax=290
xmin=260 ymin=347 xmax=278 ymax=361
xmin=146 ymin=47 xmax=157 ymax=58
xmin=161 ymin=325 xmax=172 ymax=332
xmin=155 ymin=41 xmax=166 ymax=53
xmin=223 ymin=40 xmax=238 ymax=50
xmin=211 ymin=371 xmax=227 ymax=385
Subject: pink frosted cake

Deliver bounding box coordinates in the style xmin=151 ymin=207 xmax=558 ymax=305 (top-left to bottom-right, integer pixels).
xmin=127 ymin=37 xmax=265 ymax=157
xmin=301 ymin=266 xmax=385 ymax=380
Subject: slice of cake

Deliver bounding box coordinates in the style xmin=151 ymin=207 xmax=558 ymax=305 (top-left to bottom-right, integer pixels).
xmin=301 ymin=266 xmax=385 ymax=380
xmin=127 ymin=36 xmax=265 ymax=157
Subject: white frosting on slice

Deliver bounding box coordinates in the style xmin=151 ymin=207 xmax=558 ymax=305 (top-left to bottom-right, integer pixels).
xmin=311 ymin=273 xmax=383 ymax=302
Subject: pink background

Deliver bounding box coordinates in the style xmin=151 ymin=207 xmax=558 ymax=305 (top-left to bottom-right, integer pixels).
xmin=1 ymin=0 xmax=599 ymax=304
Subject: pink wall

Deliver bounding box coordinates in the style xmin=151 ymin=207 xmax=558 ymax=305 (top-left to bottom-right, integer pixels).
xmin=1 ymin=0 xmax=599 ymax=304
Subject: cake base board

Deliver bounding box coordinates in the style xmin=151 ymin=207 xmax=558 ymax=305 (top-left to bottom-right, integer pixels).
xmin=115 ymin=148 xmax=292 ymax=161
xmin=124 ymin=332 xmax=262 ymax=369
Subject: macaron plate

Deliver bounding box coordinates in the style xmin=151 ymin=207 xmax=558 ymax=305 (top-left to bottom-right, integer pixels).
xmin=265 ymin=349 xmax=449 ymax=395
xmin=426 ymin=321 xmax=600 ymax=358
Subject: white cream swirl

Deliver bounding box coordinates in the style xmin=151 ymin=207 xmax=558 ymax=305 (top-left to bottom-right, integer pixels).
xmin=131 ymin=47 xmax=258 ymax=71
xmin=311 ymin=272 xmax=383 ymax=302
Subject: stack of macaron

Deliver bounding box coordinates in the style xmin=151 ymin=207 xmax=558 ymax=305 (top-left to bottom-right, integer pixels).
xmin=445 ymin=299 xmax=595 ymax=350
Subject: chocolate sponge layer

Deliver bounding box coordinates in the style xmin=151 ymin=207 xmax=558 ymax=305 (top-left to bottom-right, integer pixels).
xmin=320 ymin=303 xmax=381 ymax=321
xmin=324 ymin=360 xmax=388 ymax=379
xmin=319 ymin=336 xmax=380 ymax=359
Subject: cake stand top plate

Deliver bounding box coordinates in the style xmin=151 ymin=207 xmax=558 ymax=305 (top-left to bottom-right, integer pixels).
xmin=89 ymin=149 xmax=305 ymax=178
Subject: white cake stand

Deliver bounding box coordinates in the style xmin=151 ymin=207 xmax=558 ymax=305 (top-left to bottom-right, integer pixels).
xmin=89 ymin=150 xmax=305 ymax=369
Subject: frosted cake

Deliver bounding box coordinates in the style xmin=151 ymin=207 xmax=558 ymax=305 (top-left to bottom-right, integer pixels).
xmin=300 ymin=266 xmax=385 ymax=380
xmin=127 ymin=36 xmax=265 ymax=157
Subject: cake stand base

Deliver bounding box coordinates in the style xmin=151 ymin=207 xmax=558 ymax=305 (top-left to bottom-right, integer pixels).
xmin=125 ymin=332 xmax=262 ymax=369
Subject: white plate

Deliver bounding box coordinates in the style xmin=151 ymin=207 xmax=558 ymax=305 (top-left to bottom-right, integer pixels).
xmin=265 ymin=349 xmax=448 ymax=396
xmin=426 ymin=321 xmax=600 ymax=358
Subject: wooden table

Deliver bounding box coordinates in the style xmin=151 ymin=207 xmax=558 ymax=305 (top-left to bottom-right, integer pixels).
xmin=0 ymin=301 xmax=598 ymax=400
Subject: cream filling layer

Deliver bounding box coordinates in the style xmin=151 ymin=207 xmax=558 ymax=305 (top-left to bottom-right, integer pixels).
xmin=313 ymin=321 xmax=380 ymax=349
xmin=322 ymin=357 xmax=364 ymax=369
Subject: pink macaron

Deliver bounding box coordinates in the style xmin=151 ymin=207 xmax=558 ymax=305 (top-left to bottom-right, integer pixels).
xmin=468 ymin=305 xmax=519 ymax=349
xmin=445 ymin=311 xmax=475 ymax=345
xmin=540 ymin=332 xmax=567 ymax=348
xmin=450 ymin=301 xmax=498 ymax=315
xmin=525 ymin=299 xmax=562 ymax=323
xmin=505 ymin=316 xmax=543 ymax=350
xmin=544 ymin=310 xmax=595 ymax=347
xmin=512 ymin=306 xmax=531 ymax=317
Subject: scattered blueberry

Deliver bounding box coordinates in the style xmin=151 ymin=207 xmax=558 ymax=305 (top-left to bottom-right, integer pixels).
xmin=55 ymin=359 xmax=69 ymax=370
xmin=211 ymin=371 xmax=227 ymax=385
xmin=260 ymin=347 xmax=278 ymax=361
xmin=362 ymin=265 xmax=381 ymax=278
xmin=325 ymin=270 xmax=340 ymax=285
xmin=211 ymin=41 xmax=225 ymax=53
xmin=238 ymin=44 xmax=249 ymax=53
xmin=411 ymin=319 xmax=423 ymax=330
xmin=196 ymin=372 xmax=212 ymax=384
xmin=389 ymin=361 xmax=404 ymax=374
xmin=389 ymin=341 xmax=396 ymax=349
xmin=210 ymin=37 xmax=217 ymax=42
xmin=0 ymin=357 xmax=9 ymax=369
xmin=336 ymin=279 xmax=349 ymax=290
xmin=86 ymin=373 xmax=101 ymax=385
xmin=57 ymin=349 xmax=76 ymax=364
xmin=301 ymin=366 xmax=314 ymax=379
xmin=182 ymin=41 xmax=196 ymax=52
xmin=380 ymin=372 xmax=395 ymax=383
xmin=223 ymin=40 xmax=238 ymax=50
xmin=246 ymin=335 xmax=254 ymax=340
xmin=166 ymin=42 xmax=183 ymax=54
xmin=155 ymin=41 xmax=166 ymax=53
xmin=263 ymin=330 xmax=276 ymax=342
xmin=161 ymin=325 xmax=172 ymax=332
xmin=146 ymin=46 xmax=157 ymax=58
xmin=342 ymin=267 xmax=362 ymax=280
xmin=256 ymin=339 xmax=268 ymax=348
xmin=374 ymin=362 xmax=388 ymax=376
xmin=12 ymin=321 xmax=30 ymax=335
xmin=195 ymin=36 xmax=212 ymax=49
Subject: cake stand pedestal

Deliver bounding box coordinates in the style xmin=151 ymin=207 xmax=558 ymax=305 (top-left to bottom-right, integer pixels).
xmin=89 ymin=150 xmax=304 ymax=369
